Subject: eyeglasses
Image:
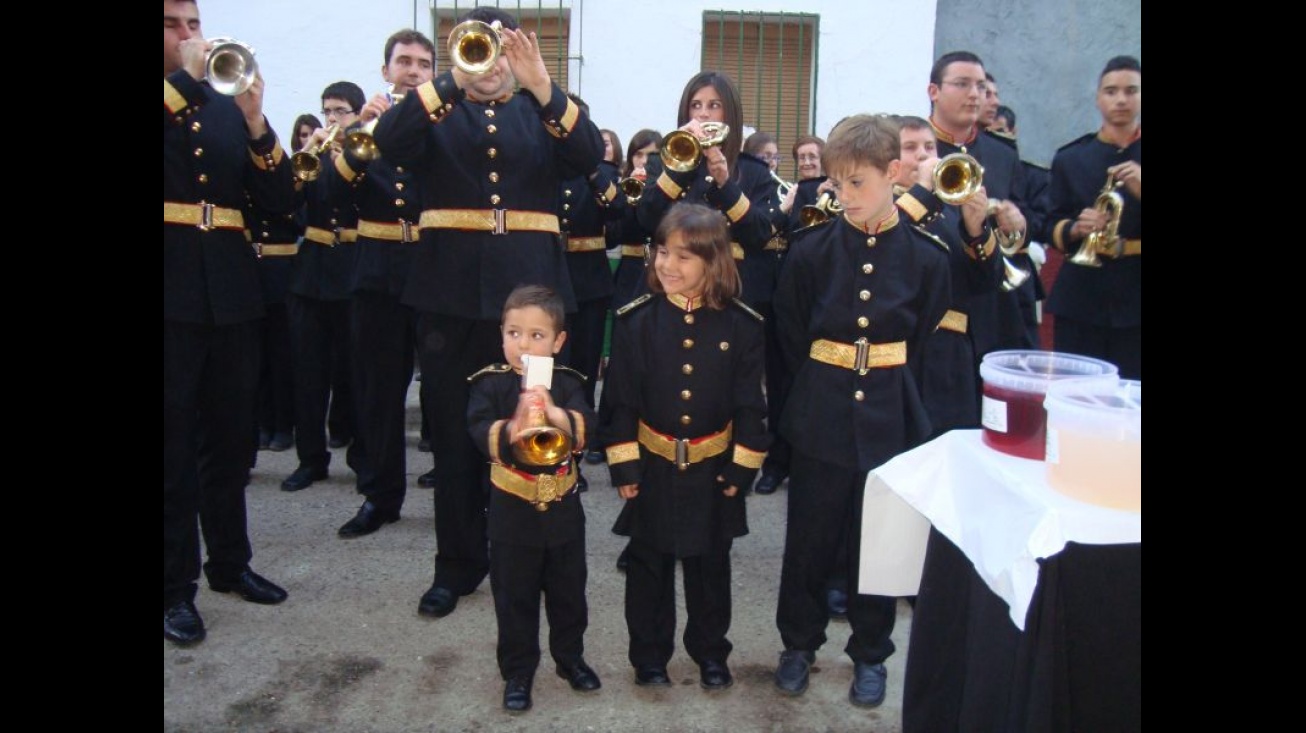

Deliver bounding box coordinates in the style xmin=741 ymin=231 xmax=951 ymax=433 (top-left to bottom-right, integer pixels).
xmin=797 ymin=154 xmax=821 ymax=163
xmin=940 ymin=79 xmax=989 ymax=94
xmin=762 ymin=154 xmax=782 ymax=162
xmin=321 ymin=107 xmax=355 ymax=117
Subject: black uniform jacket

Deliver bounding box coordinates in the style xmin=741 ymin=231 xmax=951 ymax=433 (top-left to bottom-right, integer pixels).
xmin=164 ymin=70 xmax=295 ymax=325
xmin=602 ymin=294 xmax=771 ymax=558
xmin=560 ymin=161 xmax=619 ymax=303
xmin=775 ymin=211 xmax=951 ymax=474
xmin=288 ymin=164 xmax=359 ymax=301
xmin=374 ymin=72 xmax=603 ymax=319
xmin=327 ymin=142 xmax=425 ymax=298
xmin=246 ymin=201 xmax=303 ymax=306
xmin=1041 ymin=130 xmax=1142 ymax=328
xmin=468 ymin=364 xmax=595 ymax=548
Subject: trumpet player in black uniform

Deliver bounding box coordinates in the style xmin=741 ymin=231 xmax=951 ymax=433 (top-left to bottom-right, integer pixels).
xmin=247 ymin=181 xmax=303 ymax=455
xmin=164 ymin=0 xmax=292 ymax=645
xmin=373 ymin=5 xmax=603 ymax=619
xmin=1041 ymin=55 xmax=1141 ymax=379
xmin=323 ymin=31 xmax=436 ymax=534
xmin=927 ymin=52 xmax=1032 ymax=359
xmin=280 ymin=82 xmax=366 ymax=495
xmin=467 ymin=285 xmax=600 ymax=713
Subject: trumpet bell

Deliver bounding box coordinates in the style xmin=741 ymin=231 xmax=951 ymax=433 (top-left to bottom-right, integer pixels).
xmin=660 ymin=122 xmax=729 ymax=173
xmin=798 ymin=191 xmax=839 ymax=227
xmin=620 ymin=177 xmax=645 ymax=204
xmin=512 ymin=425 xmax=575 ymax=467
xmin=291 ymin=153 xmax=322 ymax=181
xmin=449 ymin=19 xmax=503 ymax=75
xmin=205 ymin=37 xmax=257 ymax=96
xmin=1071 ymin=180 xmax=1125 ymax=268
xmin=999 ymin=256 xmax=1031 ymax=292
xmin=933 ymin=153 xmax=984 ymax=205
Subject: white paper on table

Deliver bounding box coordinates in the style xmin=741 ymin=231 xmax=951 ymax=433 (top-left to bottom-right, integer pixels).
xmin=857 ymin=474 xmax=932 ymax=597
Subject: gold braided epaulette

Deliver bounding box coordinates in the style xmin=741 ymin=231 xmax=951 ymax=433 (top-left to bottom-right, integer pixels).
xmin=913 ymin=225 xmax=951 ymax=254
xmin=467 ymin=363 xmax=514 ymax=383
xmin=731 ymin=299 xmax=764 ymax=322
xmin=615 ymin=293 xmax=653 ymax=317
xmin=553 ymin=365 xmax=588 ymax=384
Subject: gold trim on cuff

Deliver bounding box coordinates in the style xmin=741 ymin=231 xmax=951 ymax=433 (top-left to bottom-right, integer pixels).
xmin=732 ymin=444 xmax=766 ymax=470
xmin=606 ymin=441 xmax=640 ymax=465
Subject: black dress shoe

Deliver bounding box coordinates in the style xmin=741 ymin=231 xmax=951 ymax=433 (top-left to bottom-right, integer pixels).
xmin=328 ymin=434 xmax=352 ymax=449
xmin=849 ymin=662 xmax=887 ymax=708
xmin=337 ymin=501 xmax=400 ymax=538
xmin=774 ymin=650 xmax=814 ymax=696
xmin=209 ymin=569 xmax=288 ymax=605
xmin=754 ymin=472 xmax=785 ymax=495
xmin=699 ymin=660 xmax=733 ymax=690
xmin=417 ymin=585 xmax=457 ymax=618
xmin=281 ymin=465 xmax=327 ymax=492
xmin=634 ymin=665 xmax=671 ymax=687
xmin=416 ymin=468 xmax=437 ymax=488
xmin=827 ymin=586 xmax=849 ymax=620
xmin=583 ymin=448 xmax=605 ymax=465
xmin=267 ymin=432 xmax=293 ymax=452
xmin=164 ymin=601 xmax=206 ymax=645
xmin=556 ymin=660 xmax=601 ymax=692
xmin=503 ymin=675 xmax=533 ymax=712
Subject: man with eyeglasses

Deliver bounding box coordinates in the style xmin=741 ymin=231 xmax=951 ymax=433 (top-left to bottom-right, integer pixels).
xmin=164 ymin=0 xmax=293 ymax=646
xmin=927 ymin=51 xmax=1034 ymax=365
xmin=278 ymin=81 xmax=366 ymax=496
xmin=324 ymin=30 xmax=437 ymax=538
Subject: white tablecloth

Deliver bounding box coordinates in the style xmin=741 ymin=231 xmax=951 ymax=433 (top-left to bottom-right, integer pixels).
xmin=859 ymin=429 xmax=1142 ymax=629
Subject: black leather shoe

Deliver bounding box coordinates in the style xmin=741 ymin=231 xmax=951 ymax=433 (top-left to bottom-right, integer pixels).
xmin=164 ymin=601 xmax=206 ymax=645
xmin=774 ymin=650 xmax=814 ymax=696
xmin=827 ymin=586 xmax=849 ymax=620
xmin=754 ymin=472 xmax=785 ymax=495
xmin=616 ymin=546 xmax=630 ymax=573
xmin=417 ymin=585 xmax=457 ymax=618
xmin=849 ymin=662 xmax=887 ymax=708
xmin=634 ymin=665 xmax=671 ymax=687
xmin=337 ymin=501 xmax=400 ymax=538
xmin=328 ymin=434 xmax=352 ymax=449
xmin=209 ymin=569 xmax=288 ymax=605
xmin=584 ymin=448 xmax=605 ymax=465
xmin=416 ymin=468 xmax=437 ymax=488
xmin=267 ymin=432 xmax=293 ymax=452
xmin=556 ymin=660 xmax=601 ymax=692
xmin=503 ymin=675 xmax=533 ymax=712
xmin=700 ymin=660 xmax=733 ymax=690
xmin=281 ymin=465 xmax=327 ymax=492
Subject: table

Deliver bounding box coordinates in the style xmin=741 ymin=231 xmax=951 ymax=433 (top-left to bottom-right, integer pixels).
xmin=860 ymin=430 xmax=1141 ymax=733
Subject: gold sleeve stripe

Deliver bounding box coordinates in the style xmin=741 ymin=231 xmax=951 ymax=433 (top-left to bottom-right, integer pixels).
xmin=967 ymin=231 xmax=997 ymax=261
xmin=723 ymin=194 xmax=750 ymax=223
xmin=558 ymin=98 xmax=580 ymax=132
xmin=488 ymin=420 xmax=506 ymax=463
xmin=568 ymin=411 xmax=587 ymax=452
xmin=164 ymin=81 xmax=187 ymax=114
xmin=418 ymin=80 xmax=443 ymax=115
xmin=601 ymin=181 xmax=618 ymax=203
xmin=732 ymin=444 xmax=766 ymax=470
xmin=249 ymin=142 xmax=285 ymax=171
xmin=334 ymin=152 xmax=357 ymax=182
xmin=606 ymin=441 xmax=640 ymax=465
xmin=657 ymin=172 xmax=683 ymax=200
xmin=897 ymin=192 xmax=929 ymax=223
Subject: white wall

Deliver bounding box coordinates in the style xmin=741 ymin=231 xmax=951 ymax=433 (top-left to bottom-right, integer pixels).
xmin=191 ymin=0 xmax=936 ymax=146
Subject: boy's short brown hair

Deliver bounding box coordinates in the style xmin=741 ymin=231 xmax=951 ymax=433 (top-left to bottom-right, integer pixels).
xmin=821 ymin=114 xmax=901 ymax=180
xmin=502 ymin=285 xmax=566 ymax=333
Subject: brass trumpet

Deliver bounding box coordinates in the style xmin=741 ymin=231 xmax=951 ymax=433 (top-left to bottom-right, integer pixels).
xmin=291 ymin=123 xmax=341 ymax=182
xmin=1070 ymin=176 xmax=1125 ymax=268
xmin=932 ymin=153 xmax=984 ymax=205
xmin=660 ymin=122 xmax=730 ymax=173
xmin=511 ymin=392 xmax=574 ymax=467
xmin=798 ymin=190 xmax=842 ymax=227
xmin=448 ymin=19 xmax=504 ymax=75
xmin=986 ymin=200 xmax=1031 ymax=292
xmin=343 ymin=88 xmax=406 ymax=163
xmin=205 ymin=37 xmax=257 ymax=96
xmin=770 ymin=170 xmax=796 ymax=200
xmin=619 ymin=176 xmax=645 ymax=204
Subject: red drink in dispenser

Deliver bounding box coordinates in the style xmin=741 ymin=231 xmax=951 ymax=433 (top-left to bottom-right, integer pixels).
xmin=978 ymin=351 xmax=1119 ymax=461
xmin=981 ymin=381 xmax=1050 ymax=459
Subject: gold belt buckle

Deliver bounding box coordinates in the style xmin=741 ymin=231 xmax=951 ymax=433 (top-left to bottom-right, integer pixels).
xmin=853 ymin=337 xmax=871 ymax=375
xmin=400 ymin=218 xmax=414 ymax=242
xmin=197 ymin=201 xmax=215 ymax=232
xmin=535 ymin=473 xmax=559 ymax=511
xmin=675 ymin=439 xmax=690 ymax=472
xmin=492 ymin=209 xmax=508 ymax=236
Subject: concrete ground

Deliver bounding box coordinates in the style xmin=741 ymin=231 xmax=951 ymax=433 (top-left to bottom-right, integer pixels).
xmin=163 ymin=382 xmax=912 ymax=732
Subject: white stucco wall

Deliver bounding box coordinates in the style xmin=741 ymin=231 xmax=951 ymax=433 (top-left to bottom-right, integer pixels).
xmin=188 ymin=1 xmax=937 ymax=147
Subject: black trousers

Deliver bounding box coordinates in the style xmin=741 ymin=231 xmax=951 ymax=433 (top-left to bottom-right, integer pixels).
xmin=416 ymin=313 xmax=500 ymax=594
xmin=564 ymin=296 xmax=610 ymax=409
xmin=287 ymin=295 xmax=357 ymax=473
xmin=489 ymin=539 xmax=589 ymax=680
xmin=351 ymin=292 xmax=416 ymax=510
xmin=1053 ymin=315 xmax=1141 ymax=380
xmin=164 ymin=319 xmax=259 ymax=607
xmin=257 ymin=302 xmax=294 ymax=436
xmin=624 ymin=537 xmax=733 ymax=669
xmin=777 ymin=453 xmax=897 ymax=665
xmin=757 ymin=302 xmax=792 ymax=479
